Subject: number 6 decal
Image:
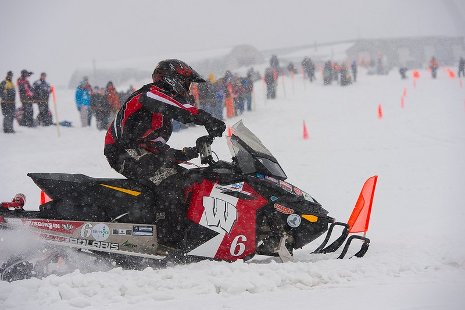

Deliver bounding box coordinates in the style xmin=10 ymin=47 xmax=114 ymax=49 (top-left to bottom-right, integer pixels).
xmin=230 ymin=235 xmax=247 ymax=256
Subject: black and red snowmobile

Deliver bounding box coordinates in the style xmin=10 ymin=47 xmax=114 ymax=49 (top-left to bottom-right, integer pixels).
xmin=0 ymin=121 xmax=376 ymax=281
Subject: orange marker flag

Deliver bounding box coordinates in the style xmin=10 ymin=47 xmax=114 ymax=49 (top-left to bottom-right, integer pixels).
xmin=50 ymin=85 xmax=61 ymax=137
xmin=377 ymin=104 xmax=383 ymax=119
xmin=447 ymin=69 xmax=455 ymax=79
xmin=303 ymin=121 xmax=309 ymax=140
xmin=347 ymin=176 xmax=378 ymax=234
xmin=226 ymin=126 xmax=232 ymax=137
xmin=40 ymin=191 xmax=52 ymax=205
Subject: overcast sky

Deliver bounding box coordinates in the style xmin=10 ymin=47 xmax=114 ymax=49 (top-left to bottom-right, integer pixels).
xmin=1 ymin=0 xmax=464 ymax=85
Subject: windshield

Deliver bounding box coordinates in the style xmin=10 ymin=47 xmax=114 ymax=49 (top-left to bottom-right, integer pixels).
xmin=227 ymin=121 xmax=287 ymax=180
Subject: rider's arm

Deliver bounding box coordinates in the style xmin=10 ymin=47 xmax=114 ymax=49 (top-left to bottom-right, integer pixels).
xmin=141 ymin=88 xmax=225 ymax=136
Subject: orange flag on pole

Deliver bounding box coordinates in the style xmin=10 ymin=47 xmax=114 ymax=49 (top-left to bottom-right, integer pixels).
xmin=40 ymin=191 xmax=52 ymax=205
xmin=303 ymin=121 xmax=309 ymax=140
xmin=347 ymin=176 xmax=378 ymax=234
xmin=50 ymin=85 xmax=61 ymax=137
xmin=377 ymin=104 xmax=383 ymax=119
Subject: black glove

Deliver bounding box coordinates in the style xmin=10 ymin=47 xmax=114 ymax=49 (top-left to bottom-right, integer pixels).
xmin=181 ymin=147 xmax=198 ymax=160
xmin=196 ymin=110 xmax=226 ymax=137
xmin=195 ymin=135 xmax=213 ymax=150
xmin=205 ymin=117 xmax=226 ymax=137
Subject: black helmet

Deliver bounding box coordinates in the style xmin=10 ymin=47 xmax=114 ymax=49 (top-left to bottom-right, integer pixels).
xmin=152 ymin=59 xmax=205 ymax=97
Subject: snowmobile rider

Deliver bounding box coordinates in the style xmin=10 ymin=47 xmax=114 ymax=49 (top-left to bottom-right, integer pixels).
xmin=104 ymin=59 xmax=226 ymax=189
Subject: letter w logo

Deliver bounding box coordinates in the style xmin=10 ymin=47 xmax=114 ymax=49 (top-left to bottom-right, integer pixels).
xmin=203 ymin=197 xmax=237 ymax=233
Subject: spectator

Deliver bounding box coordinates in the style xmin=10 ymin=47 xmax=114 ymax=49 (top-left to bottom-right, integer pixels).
xmin=197 ymin=81 xmax=216 ymax=116
xmin=430 ymin=56 xmax=439 ymax=79
xmin=91 ymin=86 xmax=110 ymax=130
xmin=287 ymin=62 xmax=297 ymax=75
xmin=17 ymin=70 xmax=35 ymax=127
xmin=32 ymin=72 xmax=53 ymax=126
xmin=105 ymin=81 xmax=121 ymax=121
xmin=119 ymin=85 xmax=135 ymax=104
xmin=323 ymin=61 xmax=333 ymax=85
xmin=264 ymin=67 xmax=278 ymax=99
xmin=75 ymin=77 xmax=92 ymax=127
xmin=376 ymin=57 xmax=385 ymax=75
xmin=233 ymin=76 xmax=245 ymax=115
xmin=246 ymin=67 xmax=261 ymax=82
xmin=0 ymin=71 xmax=16 ymax=133
xmin=332 ymin=62 xmax=340 ymax=83
xmin=340 ymin=64 xmax=352 ymax=86
xmin=212 ymin=79 xmax=225 ymax=120
xmin=302 ymin=57 xmax=316 ymax=82
xmin=457 ymin=57 xmax=464 ymax=78
xmin=351 ymin=60 xmax=358 ymax=82
xmin=399 ymin=67 xmax=408 ymax=79
xmin=270 ymin=55 xmax=280 ymax=69
xmin=223 ymin=71 xmax=235 ymax=118
xmin=243 ymin=73 xmax=254 ymax=111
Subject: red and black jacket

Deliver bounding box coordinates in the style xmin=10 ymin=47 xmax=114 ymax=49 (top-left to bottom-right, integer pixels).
xmin=104 ymin=82 xmax=211 ymax=161
xmin=17 ymin=77 xmax=34 ymax=103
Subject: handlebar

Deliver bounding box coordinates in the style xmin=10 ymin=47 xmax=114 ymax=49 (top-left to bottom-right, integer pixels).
xmin=195 ymin=135 xmax=215 ymax=165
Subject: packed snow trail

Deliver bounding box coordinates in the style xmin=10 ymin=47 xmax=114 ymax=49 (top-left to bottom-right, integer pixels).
xmin=1 ymin=69 xmax=465 ymax=309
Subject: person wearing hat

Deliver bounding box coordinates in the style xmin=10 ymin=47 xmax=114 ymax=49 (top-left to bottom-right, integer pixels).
xmin=32 ymin=72 xmax=53 ymax=126
xmin=75 ymin=76 xmax=93 ymax=127
xmin=0 ymin=71 xmax=16 ymax=133
xmin=17 ymin=70 xmax=35 ymax=127
xmin=103 ymin=60 xmax=225 ymax=245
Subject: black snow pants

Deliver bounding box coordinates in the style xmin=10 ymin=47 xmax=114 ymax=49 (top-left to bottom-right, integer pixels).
xmin=37 ymin=102 xmax=53 ymax=126
xmin=106 ymin=147 xmax=193 ymax=247
xmin=1 ymin=103 xmax=15 ymax=133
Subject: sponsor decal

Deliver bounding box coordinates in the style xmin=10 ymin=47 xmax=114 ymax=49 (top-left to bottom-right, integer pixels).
xmin=80 ymin=222 xmax=111 ymax=241
xmin=265 ymin=176 xmax=279 ymax=184
xmin=302 ymin=192 xmax=316 ymax=203
xmin=203 ymin=196 xmax=237 ymax=233
xmin=122 ymin=240 xmax=137 ymax=248
xmin=91 ymin=223 xmax=110 ymax=241
xmin=133 ymin=225 xmax=153 ymax=236
xmin=112 ymin=229 xmax=132 ymax=236
xmin=40 ymin=233 xmax=119 ymax=250
xmin=61 ymin=223 xmax=74 ymax=231
xmin=279 ymin=181 xmax=293 ymax=193
xmin=270 ymin=196 xmax=278 ymax=202
xmin=24 ymin=219 xmax=81 ymax=234
xmin=287 ymin=214 xmax=301 ymax=228
xmin=216 ymin=183 xmax=251 ymax=196
xmin=227 ymin=182 xmax=243 ymax=190
xmin=274 ymin=203 xmax=294 ymax=215
xmin=293 ymin=187 xmax=303 ymax=196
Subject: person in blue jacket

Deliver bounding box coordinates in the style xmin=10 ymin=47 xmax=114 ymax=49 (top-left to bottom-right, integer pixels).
xmin=75 ymin=77 xmax=92 ymax=127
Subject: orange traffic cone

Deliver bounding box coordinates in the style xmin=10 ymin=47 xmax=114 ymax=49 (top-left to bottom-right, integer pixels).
xmin=303 ymin=121 xmax=309 ymax=139
xmin=227 ymin=126 xmax=232 ymax=137
xmin=377 ymin=104 xmax=383 ymax=119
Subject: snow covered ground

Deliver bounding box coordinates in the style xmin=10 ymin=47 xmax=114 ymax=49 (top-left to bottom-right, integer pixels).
xmin=1 ymin=68 xmax=465 ymax=309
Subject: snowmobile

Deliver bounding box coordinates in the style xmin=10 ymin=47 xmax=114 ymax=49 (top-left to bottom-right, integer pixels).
xmin=0 ymin=121 xmax=375 ymax=281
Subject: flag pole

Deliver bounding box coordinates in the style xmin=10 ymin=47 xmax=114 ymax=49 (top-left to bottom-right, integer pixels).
xmin=51 ymin=85 xmax=60 ymax=137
